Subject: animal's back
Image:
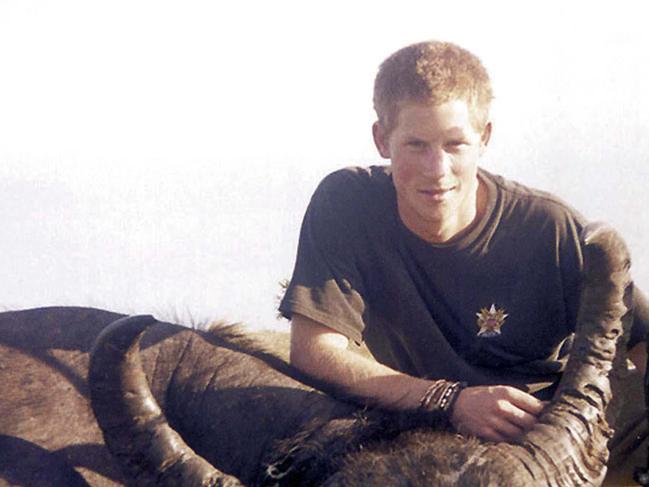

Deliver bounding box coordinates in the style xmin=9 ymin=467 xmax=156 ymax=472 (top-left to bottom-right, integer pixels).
xmin=0 ymin=307 xmax=126 ymax=486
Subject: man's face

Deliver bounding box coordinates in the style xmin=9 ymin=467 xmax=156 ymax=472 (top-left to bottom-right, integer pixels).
xmin=373 ymin=99 xmax=491 ymax=243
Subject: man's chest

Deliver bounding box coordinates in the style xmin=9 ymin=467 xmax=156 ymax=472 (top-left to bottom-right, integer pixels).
xmin=367 ymin=241 xmax=575 ymax=368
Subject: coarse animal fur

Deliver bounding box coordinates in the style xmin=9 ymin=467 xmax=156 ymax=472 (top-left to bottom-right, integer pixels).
xmin=0 ymin=223 xmax=641 ymax=486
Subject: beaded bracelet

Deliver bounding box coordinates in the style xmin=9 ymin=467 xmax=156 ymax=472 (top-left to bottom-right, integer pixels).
xmin=418 ymin=380 xmax=467 ymax=416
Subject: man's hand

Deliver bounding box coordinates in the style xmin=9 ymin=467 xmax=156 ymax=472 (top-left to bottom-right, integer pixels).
xmin=450 ymin=385 xmax=546 ymax=443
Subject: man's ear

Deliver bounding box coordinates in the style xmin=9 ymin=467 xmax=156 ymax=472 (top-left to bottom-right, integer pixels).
xmin=479 ymin=121 xmax=492 ymax=155
xmin=372 ymin=121 xmax=391 ymax=159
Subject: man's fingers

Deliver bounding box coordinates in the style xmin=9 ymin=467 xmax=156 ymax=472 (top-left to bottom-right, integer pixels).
xmin=500 ymin=402 xmax=539 ymax=431
xmin=504 ymin=387 xmax=546 ymax=416
xmin=489 ymin=417 xmax=526 ymax=441
xmin=451 ymin=385 xmax=547 ymax=443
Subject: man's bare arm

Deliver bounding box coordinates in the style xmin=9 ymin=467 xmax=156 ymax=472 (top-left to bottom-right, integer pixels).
xmin=290 ymin=313 xmax=431 ymax=410
xmin=290 ymin=313 xmax=545 ymax=442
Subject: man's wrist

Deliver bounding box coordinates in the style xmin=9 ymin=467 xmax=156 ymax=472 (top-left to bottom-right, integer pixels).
xmin=418 ymin=380 xmax=467 ymax=417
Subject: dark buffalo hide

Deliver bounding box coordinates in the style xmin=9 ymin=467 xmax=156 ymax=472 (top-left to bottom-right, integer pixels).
xmin=0 ymin=307 xmax=313 ymax=486
xmin=0 ymin=223 xmax=646 ymax=486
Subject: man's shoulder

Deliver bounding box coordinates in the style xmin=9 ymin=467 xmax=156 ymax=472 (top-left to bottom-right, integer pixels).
xmin=306 ymin=165 xmax=396 ymax=241
xmin=318 ymin=165 xmax=392 ymax=193
xmin=312 ymin=165 xmax=394 ymax=213
xmin=481 ymin=168 xmax=587 ymax=226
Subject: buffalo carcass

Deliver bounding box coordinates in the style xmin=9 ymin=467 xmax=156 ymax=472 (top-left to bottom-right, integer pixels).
xmin=0 ymin=222 xmax=638 ymax=486
xmin=85 ymin=222 xmax=637 ymax=486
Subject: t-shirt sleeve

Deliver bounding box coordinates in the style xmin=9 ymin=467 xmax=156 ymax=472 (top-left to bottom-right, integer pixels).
xmin=279 ymin=171 xmax=367 ymax=343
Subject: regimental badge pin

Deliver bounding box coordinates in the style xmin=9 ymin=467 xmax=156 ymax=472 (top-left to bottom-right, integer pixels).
xmin=476 ymin=304 xmax=509 ymax=337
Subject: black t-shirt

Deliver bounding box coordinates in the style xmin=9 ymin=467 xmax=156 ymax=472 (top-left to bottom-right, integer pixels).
xmin=280 ymin=166 xmax=649 ymax=397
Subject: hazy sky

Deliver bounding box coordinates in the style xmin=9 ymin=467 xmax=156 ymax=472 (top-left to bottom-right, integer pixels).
xmin=1 ymin=1 xmax=648 ymax=330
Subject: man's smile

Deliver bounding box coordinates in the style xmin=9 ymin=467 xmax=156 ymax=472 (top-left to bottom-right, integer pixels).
xmin=418 ymin=186 xmax=456 ymax=201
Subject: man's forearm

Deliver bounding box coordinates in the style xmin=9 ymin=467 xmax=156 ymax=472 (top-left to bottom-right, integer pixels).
xmin=289 ymin=314 xmax=546 ymax=442
xmin=293 ymin=337 xmax=431 ymax=410
xmin=290 ymin=315 xmax=431 ymax=410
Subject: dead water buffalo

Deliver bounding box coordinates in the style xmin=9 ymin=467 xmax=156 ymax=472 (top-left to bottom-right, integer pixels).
xmin=0 ymin=306 xmax=297 ymax=486
xmin=0 ymin=223 xmax=639 ymax=486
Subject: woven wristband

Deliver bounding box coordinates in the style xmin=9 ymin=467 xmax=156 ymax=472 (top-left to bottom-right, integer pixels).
xmin=418 ymin=380 xmax=467 ymax=416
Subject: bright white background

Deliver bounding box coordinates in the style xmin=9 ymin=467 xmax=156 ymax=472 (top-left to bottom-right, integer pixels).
xmin=1 ymin=1 xmax=647 ymax=330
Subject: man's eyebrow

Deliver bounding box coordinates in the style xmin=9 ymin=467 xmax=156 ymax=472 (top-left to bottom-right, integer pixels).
xmin=444 ymin=127 xmax=472 ymax=138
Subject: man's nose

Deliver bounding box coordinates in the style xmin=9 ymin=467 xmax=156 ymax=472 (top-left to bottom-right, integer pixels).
xmin=420 ymin=146 xmax=452 ymax=178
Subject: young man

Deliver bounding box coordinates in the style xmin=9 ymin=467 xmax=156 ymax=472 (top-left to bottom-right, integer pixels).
xmin=278 ymin=41 xmax=649 ymax=443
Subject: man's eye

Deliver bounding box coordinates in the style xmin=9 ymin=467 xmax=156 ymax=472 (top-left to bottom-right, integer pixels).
xmin=446 ymin=140 xmax=467 ymax=150
xmin=407 ymin=141 xmax=426 ymax=148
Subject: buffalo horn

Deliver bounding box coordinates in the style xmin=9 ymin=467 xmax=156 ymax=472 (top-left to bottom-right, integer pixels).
xmin=511 ymin=222 xmax=633 ymax=485
xmin=89 ymin=315 xmax=244 ymax=487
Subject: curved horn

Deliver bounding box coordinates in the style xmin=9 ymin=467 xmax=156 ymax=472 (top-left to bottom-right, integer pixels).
xmin=88 ymin=315 xmax=244 ymax=487
xmin=505 ymin=222 xmax=633 ymax=485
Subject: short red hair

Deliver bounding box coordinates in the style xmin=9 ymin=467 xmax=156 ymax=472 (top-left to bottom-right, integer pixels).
xmin=373 ymin=41 xmax=493 ymax=133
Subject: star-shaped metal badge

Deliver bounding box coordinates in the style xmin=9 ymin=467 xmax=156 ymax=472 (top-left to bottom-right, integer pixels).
xmin=476 ymin=304 xmax=508 ymax=338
